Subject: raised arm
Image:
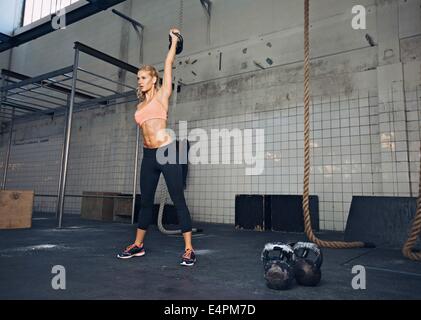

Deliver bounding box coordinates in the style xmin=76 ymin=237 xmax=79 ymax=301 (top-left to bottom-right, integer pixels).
xmin=161 ymin=28 xmax=180 ymax=99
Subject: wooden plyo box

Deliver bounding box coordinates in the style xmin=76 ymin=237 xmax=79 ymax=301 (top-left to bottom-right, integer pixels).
xmin=80 ymin=191 xmax=118 ymax=221
xmin=113 ymin=194 xmax=141 ymax=222
xmin=0 ymin=190 xmax=34 ymax=229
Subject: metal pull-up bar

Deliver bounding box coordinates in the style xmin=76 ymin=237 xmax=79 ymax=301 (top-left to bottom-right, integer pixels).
xmin=56 ymin=42 xmax=141 ymax=228
xmin=74 ymin=42 xmax=139 ymax=74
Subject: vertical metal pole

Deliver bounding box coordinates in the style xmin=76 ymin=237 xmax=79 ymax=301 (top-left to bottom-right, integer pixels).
xmin=57 ymin=48 xmax=79 ymax=228
xmin=1 ymin=74 xmax=13 ymax=190
xmin=132 ymin=10 xmax=143 ymax=224
xmin=0 ymin=75 xmax=5 ymax=189
xmin=2 ymin=108 xmax=14 ymax=190
xmin=55 ymin=95 xmax=70 ymax=218
xmin=131 ymin=125 xmax=140 ymax=224
xmin=171 ymin=76 xmax=179 ymax=125
xmin=139 ymin=27 xmax=144 ymax=65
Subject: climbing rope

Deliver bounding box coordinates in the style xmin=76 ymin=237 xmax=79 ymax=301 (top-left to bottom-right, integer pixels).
xmin=402 ymin=143 xmax=421 ymax=260
xmin=302 ymin=0 xmax=371 ymax=249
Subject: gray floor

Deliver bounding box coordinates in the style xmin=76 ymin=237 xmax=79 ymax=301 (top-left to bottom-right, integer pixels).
xmin=1 ymin=213 xmax=420 ymax=300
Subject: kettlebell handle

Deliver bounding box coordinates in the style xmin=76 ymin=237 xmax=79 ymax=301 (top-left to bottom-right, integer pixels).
xmin=169 ymin=32 xmax=184 ymax=55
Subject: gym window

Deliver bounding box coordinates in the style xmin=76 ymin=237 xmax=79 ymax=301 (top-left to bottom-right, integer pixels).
xmin=22 ymin=0 xmax=81 ymax=27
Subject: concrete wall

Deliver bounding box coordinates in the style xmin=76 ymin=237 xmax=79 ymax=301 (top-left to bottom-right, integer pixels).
xmin=0 ymin=51 xmax=11 ymax=71
xmin=0 ymin=0 xmax=420 ymax=231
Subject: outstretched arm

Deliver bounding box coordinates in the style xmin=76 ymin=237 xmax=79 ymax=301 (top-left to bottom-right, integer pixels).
xmin=161 ymin=28 xmax=180 ymax=99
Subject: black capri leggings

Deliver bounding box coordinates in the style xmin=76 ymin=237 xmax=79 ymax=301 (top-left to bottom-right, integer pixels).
xmin=137 ymin=140 xmax=192 ymax=233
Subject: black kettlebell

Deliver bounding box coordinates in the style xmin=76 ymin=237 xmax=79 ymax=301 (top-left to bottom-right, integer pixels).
xmin=261 ymin=243 xmax=295 ymax=290
xmin=291 ymin=242 xmax=323 ymax=286
xmin=292 ymin=242 xmax=323 ymax=268
xmin=294 ymin=258 xmax=321 ymax=286
xmin=169 ymin=32 xmax=183 ymax=55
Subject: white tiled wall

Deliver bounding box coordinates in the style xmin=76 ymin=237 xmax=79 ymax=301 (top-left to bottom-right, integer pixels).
xmin=0 ymin=134 xmax=64 ymax=212
xmin=179 ymin=92 xmax=382 ymax=230
xmin=406 ymin=87 xmax=421 ymax=195
xmin=0 ymin=87 xmax=420 ymax=231
xmin=0 ymin=103 xmax=141 ymax=215
xmin=182 ymin=88 xmax=420 ymax=231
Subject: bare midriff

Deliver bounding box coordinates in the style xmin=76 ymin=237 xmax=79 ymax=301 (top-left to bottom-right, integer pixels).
xmin=140 ymin=118 xmax=173 ymax=148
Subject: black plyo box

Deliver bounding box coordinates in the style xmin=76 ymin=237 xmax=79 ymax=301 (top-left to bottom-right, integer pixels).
xmin=270 ymin=195 xmax=319 ymax=232
xmin=235 ymin=195 xmax=264 ymax=231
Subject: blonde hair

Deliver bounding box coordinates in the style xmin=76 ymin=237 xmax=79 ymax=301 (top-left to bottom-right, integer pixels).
xmin=137 ymin=65 xmax=161 ymax=101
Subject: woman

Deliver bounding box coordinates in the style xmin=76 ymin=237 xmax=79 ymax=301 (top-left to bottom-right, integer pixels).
xmin=117 ymin=28 xmax=196 ymax=266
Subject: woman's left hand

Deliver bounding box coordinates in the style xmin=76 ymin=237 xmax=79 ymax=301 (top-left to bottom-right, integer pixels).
xmin=169 ymin=28 xmax=181 ymax=43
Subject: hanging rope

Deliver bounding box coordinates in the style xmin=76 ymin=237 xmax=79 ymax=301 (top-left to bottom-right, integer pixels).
xmin=402 ymin=143 xmax=421 ymax=260
xmin=302 ymin=0 xmax=372 ymax=249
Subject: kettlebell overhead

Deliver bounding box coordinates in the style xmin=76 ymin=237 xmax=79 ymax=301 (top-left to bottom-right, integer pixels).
xmin=169 ymin=31 xmax=184 ymax=55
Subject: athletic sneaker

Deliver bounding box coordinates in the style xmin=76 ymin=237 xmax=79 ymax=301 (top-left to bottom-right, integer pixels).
xmin=180 ymin=248 xmax=196 ymax=266
xmin=117 ymin=243 xmax=145 ymax=259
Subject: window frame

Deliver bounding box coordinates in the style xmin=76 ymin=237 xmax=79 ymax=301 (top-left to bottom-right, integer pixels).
xmin=16 ymin=0 xmax=87 ymax=35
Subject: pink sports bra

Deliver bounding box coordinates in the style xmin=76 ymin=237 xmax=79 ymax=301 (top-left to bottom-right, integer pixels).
xmin=134 ymin=96 xmax=168 ymax=126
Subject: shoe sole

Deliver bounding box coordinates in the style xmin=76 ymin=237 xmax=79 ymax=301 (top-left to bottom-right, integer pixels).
xmin=180 ymin=260 xmax=196 ymax=266
xmin=117 ymin=251 xmax=145 ymax=259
